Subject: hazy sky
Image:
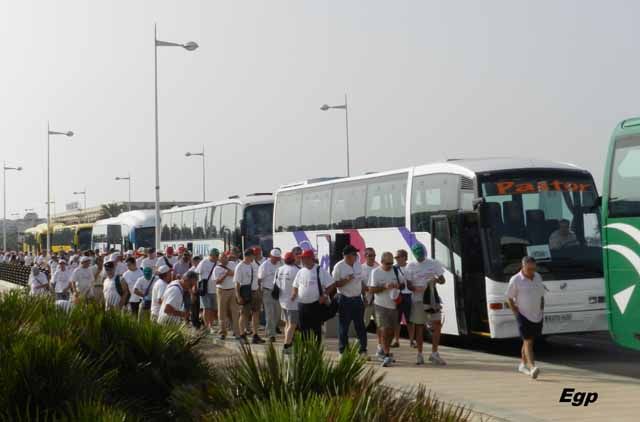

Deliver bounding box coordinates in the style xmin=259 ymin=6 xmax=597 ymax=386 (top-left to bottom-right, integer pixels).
xmin=1 ymin=0 xmax=638 ymax=218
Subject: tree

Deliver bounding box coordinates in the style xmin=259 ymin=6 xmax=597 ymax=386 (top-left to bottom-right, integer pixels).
xmin=100 ymin=203 xmax=128 ymax=218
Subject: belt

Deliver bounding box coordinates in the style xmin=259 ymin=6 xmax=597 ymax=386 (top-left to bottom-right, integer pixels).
xmin=218 ymin=288 xmax=235 ymax=291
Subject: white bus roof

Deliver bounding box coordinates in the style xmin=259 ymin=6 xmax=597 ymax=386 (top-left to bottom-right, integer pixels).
xmin=161 ymin=194 xmax=274 ymax=214
xmin=278 ymin=158 xmax=591 ymax=192
xmin=93 ymin=210 xmax=155 ymax=228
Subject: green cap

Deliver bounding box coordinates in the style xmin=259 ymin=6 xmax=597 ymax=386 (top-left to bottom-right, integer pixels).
xmin=411 ymin=243 xmax=426 ymax=256
xmin=209 ymin=248 xmax=220 ymax=257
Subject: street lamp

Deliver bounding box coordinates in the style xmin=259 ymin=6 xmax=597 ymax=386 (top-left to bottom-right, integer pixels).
xmin=3 ymin=162 xmax=23 ymax=251
xmin=114 ymin=175 xmax=132 ymax=211
xmin=320 ymin=93 xmax=351 ymax=177
xmin=72 ymin=189 xmax=87 ymax=210
xmin=47 ymin=123 xmax=74 ymax=254
xmin=185 ymin=145 xmax=205 ymax=201
xmin=154 ymin=24 xmax=199 ymax=250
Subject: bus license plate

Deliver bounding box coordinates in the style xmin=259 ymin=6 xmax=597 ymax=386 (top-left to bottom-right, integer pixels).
xmin=545 ymin=313 xmax=572 ymax=323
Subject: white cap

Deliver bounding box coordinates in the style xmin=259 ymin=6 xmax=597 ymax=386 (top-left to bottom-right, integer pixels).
xmin=270 ymin=249 xmax=282 ymax=258
xmin=157 ymin=265 xmax=171 ymax=275
xmin=126 ymin=250 xmax=134 ymax=256
xmin=59 ymin=260 xmax=67 ymax=264
xmin=80 ymin=256 xmax=91 ymax=263
xmin=110 ymin=254 xmax=120 ymax=262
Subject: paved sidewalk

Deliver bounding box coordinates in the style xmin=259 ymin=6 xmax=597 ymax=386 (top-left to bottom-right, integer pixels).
xmin=214 ymin=333 xmax=640 ymax=422
xmin=0 ymin=280 xmax=22 ymax=294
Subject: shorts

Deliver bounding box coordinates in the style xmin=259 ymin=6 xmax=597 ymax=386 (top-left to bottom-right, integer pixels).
xmin=200 ymin=293 xmax=218 ymax=310
xmin=516 ymin=313 xmax=543 ymax=340
xmin=375 ymin=305 xmax=398 ymax=329
xmin=397 ymin=293 xmax=412 ymax=323
xmin=411 ymin=301 xmax=442 ymax=324
xmin=283 ymin=309 xmax=300 ymax=325
xmin=242 ymin=290 xmax=262 ymax=315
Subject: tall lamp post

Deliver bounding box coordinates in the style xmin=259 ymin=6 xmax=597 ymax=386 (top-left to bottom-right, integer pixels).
xmin=185 ymin=145 xmax=205 ymax=201
xmin=154 ymin=24 xmax=199 ymax=249
xmin=3 ymin=162 xmax=23 ymax=251
xmin=114 ymin=175 xmax=132 ymax=211
xmin=72 ymin=189 xmax=87 ymax=210
xmin=47 ymin=123 xmax=74 ymax=254
xmin=320 ymin=93 xmax=351 ymax=177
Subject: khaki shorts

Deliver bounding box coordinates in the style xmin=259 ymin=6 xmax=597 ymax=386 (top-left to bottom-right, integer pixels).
xmin=375 ymin=305 xmax=397 ymax=329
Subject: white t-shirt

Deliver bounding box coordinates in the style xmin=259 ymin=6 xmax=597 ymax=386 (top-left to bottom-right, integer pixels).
xmin=49 ymin=260 xmax=59 ymax=274
xmin=332 ymin=259 xmax=364 ymax=298
xmin=24 ymin=255 xmax=34 ymax=266
xmin=196 ymin=259 xmax=218 ymax=293
xmin=133 ymin=276 xmax=155 ymax=301
xmin=71 ymin=266 xmax=95 ymax=297
xmin=29 ymin=273 xmax=49 ymax=296
xmin=258 ymin=259 xmax=281 ymax=290
xmin=234 ymin=261 xmax=259 ymax=291
xmin=158 ymin=281 xmax=185 ymax=325
xmin=213 ymin=264 xmax=234 ymax=290
xmin=141 ymin=257 xmax=157 ymax=270
xmin=151 ymin=279 xmax=169 ymax=316
xmin=136 ymin=257 xmax=144 ymax=268
xmin=362 ymin=262 xmax=379 ymax=304
xmin=123 ymin=268 xmax=144 ymax=303
xmin=506 ymin=271 xmax=546 ymax=323
xmin=157 ymin=255 xmax=178 ymax=268
xmin=115 ymin=262 xmax=127 ymax=277
xmin=292 ymin=265 xmax=333 ymax=304
xmin=103 ymin=276 xmax=122 ymax=308
xmin=406 ymin=259 xmax=444 ymax=303
xmin=369 ymin=267 xmax=402 ymax=310
xmin=275 ymin=264 xmax=300 ymax=310
xmin=53 ymin=269 xmax=72 ymax=293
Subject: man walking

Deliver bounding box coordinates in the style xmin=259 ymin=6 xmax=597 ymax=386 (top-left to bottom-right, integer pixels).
xmin=291 ymin=249 xmax=335 ymax=344
xmin=134 ymin=267 xmax=156 ymax=321
xmin=368 ymin=252 xmax=400 ymax=367
xmin=123 ymin=257 xmax=144 ymax=315
xmin=332 ymin=245 xmax=368 ymax=356
xmin=150 ymin=265 xmax=172 ymax=322
xmin=258 ymin=249 xmax=282 ymax=342
xmin=214 ymin=253 xmax=239 ymax=340
xmin=234 ymin=249 xmax=265 ymax=344
xmin=507 ymin=256 xmax=545 ymax=379
xmin=196 ymin=248 xmax=220 ymax=333
xmin=52 ymin=259 xmax=71 ymax=301
xmin=393 ymin=249 xmax=412 ymax=348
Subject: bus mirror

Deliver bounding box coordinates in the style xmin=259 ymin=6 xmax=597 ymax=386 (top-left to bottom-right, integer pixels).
xmin=477 ymin=202 xmax=492 ymax=228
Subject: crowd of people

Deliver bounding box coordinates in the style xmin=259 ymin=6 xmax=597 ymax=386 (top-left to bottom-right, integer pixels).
xmin=10 ymin=242 xmax=545 ymax=376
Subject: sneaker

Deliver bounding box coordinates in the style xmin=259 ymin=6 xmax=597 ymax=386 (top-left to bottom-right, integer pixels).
xmin=410 ymin=340 xmax=417 ymax=349
xmin=429 ymin=352 xmax=447 ymax=366
xmin=218 ymin=334 xmax=226 ymax=341
xmin=381 ymin=356 xmax=393 ymax=367
xmin=391 ymin=341 xmax=400 ymax=348
xmin=252 ymin=335 xmax=266 ymax=345
xmin=530 ymin=366 xmax=540 ymax=380
xmin=375 ymin=347 xmax=385 ymax=361
xmin=416 ymin=353 xmax=425 ymax=365
xmin=237 ymin=335 xmax=248 ymax=344
xmin=518 ymin=363 xmax=530 ymax=375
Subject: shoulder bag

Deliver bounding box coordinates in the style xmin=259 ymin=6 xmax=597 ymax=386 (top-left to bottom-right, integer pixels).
xmin=271 ymin=271 xmax=281 ymax=300
xmin=391 ymin=266 xmax=404 ymax=306
xmin=197 ymin=263 xmax=216 ymax=297
xmin=316 ymin=266 xmax=338 ymax=322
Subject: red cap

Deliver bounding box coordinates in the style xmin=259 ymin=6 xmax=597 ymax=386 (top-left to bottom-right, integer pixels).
xmin=301 ymin=249 xmax=315 ymax=259
xmin=166 ymin=246 xmax=174 ymax=256
xmin=283 ymin=252 xmax=295 ymax=265
xmin=253 ymin=246 xmax=262 ymax=255
xmin=224 ymin=250 xmax=233 ymax=257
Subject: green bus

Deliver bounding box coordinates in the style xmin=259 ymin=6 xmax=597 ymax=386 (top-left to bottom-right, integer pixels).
xmin=602 ymin=118 xmax=640 ymax=350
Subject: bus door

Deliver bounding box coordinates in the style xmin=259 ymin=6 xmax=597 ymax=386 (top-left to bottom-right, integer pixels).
xmin=430 ymin=215 xmax=465 ymax=336
xmin=459 ymin=212 xmax=489 ymax=335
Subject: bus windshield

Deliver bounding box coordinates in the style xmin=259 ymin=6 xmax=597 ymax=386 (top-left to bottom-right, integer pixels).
xmin=134 ymin=227 xmax=155 ymax=248
xmin=78 ymin=228 xmax=92 ymax=251
xmin=609 ymin=135 xmax=640 ymax=217
xmin=53 ymin=228 xmax=74 ymax=246
xmin=480 ymin=171 xmax=603 ymax=281
xmin=244 ymin=204 xmax=273 ymax=251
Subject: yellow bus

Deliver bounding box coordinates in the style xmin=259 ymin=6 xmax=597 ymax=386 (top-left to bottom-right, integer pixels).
xmin=52 ymin=223 xmax=94 ymax=253
xmin=22 ymin=223 xmax=52 ymax=255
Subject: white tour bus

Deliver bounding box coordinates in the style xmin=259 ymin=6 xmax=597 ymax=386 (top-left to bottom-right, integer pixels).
xmin=272 ymin=158 xmax=606 ymax=339
xmin=92 ymin=210 xmax=156 ymax=252
xmin=160 ymin=194 xmax=273 ymax=257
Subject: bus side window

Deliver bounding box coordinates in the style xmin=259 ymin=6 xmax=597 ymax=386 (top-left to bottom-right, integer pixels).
xmin=171 ymin=212 xmax=182 ymax=241
xmin=161 ymin=213 xmax=171 ymax=241
xmin=301 ymin=188 xmax=331 ymax=231
xmin=274 ymin=191 xmax=302 ymax=232
xmin=411 ymin=174 xmax=460 ymax=233
xmin=208 ymin=206 xmax=220 ymax=239
xmin=365 ymin=175 xmax=407 ymax=228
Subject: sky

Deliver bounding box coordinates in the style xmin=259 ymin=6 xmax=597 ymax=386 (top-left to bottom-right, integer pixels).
xmin=1 ymin=0 xmax=639 ymax=219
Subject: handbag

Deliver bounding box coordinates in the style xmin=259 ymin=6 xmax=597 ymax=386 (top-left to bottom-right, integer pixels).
xmin=392 ymin=266 xmax=405 ymax=306
xmin=197 ymin=262 xmax=216 ymax=297
xmin=239 ymin=265 xmax=253 ymax=303
xmin=271 ymin=272 xmax=281 ymax=300
xmin=316 ymin=265 xmax=338 ymax=322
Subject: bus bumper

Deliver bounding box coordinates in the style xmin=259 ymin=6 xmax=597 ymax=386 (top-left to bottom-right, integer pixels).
xmin=489 ymin=309 xmax=608 ymax=339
